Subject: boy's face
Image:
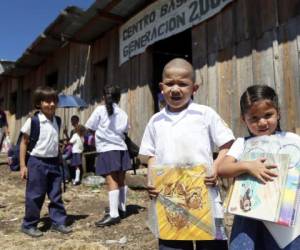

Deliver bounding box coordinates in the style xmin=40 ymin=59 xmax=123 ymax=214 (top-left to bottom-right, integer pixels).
xmin=71 ymin=117 xmax=79 ymax=127
xmin=160 ymin=66 xmax=198 ymax=112
xmin=40 ymin=98 xmax=56 ymax=119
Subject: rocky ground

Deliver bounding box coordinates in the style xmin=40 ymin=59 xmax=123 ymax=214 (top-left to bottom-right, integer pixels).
xmin=0 ymin=162 xmax=157 ymax=250
xmin=0 ymin=159 xmax=233 ymax=250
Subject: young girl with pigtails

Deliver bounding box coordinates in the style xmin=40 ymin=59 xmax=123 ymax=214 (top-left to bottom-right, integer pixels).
xmin=219 ymin=85 xmax=300 ymax=250
xmin=85 ymin=84 xmax=131 ymax=227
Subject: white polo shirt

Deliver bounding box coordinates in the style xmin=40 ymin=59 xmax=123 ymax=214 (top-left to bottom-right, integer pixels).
xmin=139 ymin=102 xmax=234 ymax=166
xmin=85 ymin=104 xmax=128 ymax=152
xmin=69 ymin=133 xmax=84 ymax=153
xmin=139 ymin=102 xmax=235 ymax=218
xmin=21 ymin=112 xmax=59 ymax=157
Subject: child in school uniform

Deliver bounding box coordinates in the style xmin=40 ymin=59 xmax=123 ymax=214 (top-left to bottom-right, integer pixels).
xmin=139 ymin=58 xmax=235 ymax=250
xmin=218 ymin=85 xmax=300 ymax=250
xmin=20 ymin=86 xmax=72 ymax=237
xmin=61 ymin=139 xmax=72 ymax=182
xmin=63 ymin=115 xmax=80 ymax=140
xmin=69 ymin=124 xmax=85 ymax=185
xmin=85 ymin=84 xmax=131 ymax=227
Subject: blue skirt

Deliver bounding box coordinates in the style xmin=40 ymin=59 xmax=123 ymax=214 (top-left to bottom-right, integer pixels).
xmin=95 ymin=150 xmax=132 ymax=176
xmin=71 ymin=153 xmax=82 ymax=167
xmin=229 ymin=216 xmax=300 ymax=250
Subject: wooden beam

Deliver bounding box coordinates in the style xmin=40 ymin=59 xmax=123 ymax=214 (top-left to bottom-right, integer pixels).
xmin=102 ymin=0 xmax=122 ymax=12
xmin=48 ymin=33 xmax=90 ymax=44
xmin=25 ymin=49 xmax=51 ymax=58
xmin=97 ymin=10 xmax=125 ymax=24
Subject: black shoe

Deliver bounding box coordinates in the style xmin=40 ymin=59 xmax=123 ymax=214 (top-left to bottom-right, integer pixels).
xmin=104 ymin=207 xmax=127 ymax=219
xmin=21 ymin=226 xmax=43 ymax=237
xmin=95 ymin=213 xmax=110 ymax=225
xmin=95 ymin=215 xmax=120 ymax=227
xmin=51 ymin=224 xmax=72 ymax=234
xmin=72 ymin=180 xmax=80 ymax=186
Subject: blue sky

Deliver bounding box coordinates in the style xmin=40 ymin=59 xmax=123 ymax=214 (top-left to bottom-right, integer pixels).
xmin=0 ymin=0 xmax=95 ymax=61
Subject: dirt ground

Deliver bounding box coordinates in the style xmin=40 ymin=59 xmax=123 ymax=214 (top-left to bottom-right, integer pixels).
xmin=0 ymin=164 xmax=157 ymax=250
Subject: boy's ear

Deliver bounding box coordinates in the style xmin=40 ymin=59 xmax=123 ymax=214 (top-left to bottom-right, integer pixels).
xmin=193 ymin=84 xmax=199 ymax=93
xmin=159 ymin=82 xmax=163 ymax=91
xmin=240 ymin=115 xmax=246 ymax=123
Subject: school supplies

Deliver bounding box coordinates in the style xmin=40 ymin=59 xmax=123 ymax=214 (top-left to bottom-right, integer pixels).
xmin=149 ymin=165 xmax=217 ymax=240
xmin=227 ymin=133 xmax=300 ymax=248
xmin=264 ymin=168 xmax=300 ymax=248
xmin=262 ymin=133 xmax=300 ymax=248
xmin=227 ymin=152 xmax=290 ymax=224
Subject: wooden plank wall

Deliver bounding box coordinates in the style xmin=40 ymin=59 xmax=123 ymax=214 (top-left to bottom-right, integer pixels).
xmin=192 ymin=0 xmax=300 ymax=137
xmin=4 ymin=0 xmax=300 ymax=143
xmin=5 ymin=27 xmax=154 ymax=144
xmin=91 ymin=28 xmax=154 ymax=144
xmin=0 ymin=77 xmax=19 ymax=142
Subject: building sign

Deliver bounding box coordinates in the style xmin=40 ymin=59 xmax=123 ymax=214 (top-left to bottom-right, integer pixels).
xmin=119 ymin=0 xmax=233 ymax=65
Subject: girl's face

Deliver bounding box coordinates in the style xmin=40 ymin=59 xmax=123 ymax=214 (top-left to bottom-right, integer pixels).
xmin=243 ymin=100 xmax=279 ymax=136
xmin=40 ymin=98 xmax=57 ymax=119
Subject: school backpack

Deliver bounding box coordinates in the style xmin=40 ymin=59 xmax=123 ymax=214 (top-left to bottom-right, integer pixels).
xmin=8 ymin=114 xmax=61 ymax=171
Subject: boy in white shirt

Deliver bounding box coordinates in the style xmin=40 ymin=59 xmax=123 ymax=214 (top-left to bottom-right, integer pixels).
xmin=139 ymin=58 xmax=234 ymax=250
xmin=20 ymin=86 xmax=71 ymax=237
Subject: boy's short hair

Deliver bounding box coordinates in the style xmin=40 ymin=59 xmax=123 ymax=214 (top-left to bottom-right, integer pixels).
xmin=71 ymin=115 xmax=80 ymax=122
xmin=33 ymin=86 xmax=58 ymax=109
xmin=162 ymin=58 xmax=195 ymax=82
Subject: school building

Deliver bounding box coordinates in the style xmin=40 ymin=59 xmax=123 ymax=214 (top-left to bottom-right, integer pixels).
xmin=0 ymin=0 xmax=300 ymax=144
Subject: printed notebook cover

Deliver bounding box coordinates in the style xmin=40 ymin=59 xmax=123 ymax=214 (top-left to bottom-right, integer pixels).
xmin=150 ymin=165 xmax=215 ymax=240
xmin=261 ymin=133 xmax=300 ymax=248
xmin=228 ymin=152 xmax=289 ymax=223
xmin=243 ymin=134 xmax=300 ymax=226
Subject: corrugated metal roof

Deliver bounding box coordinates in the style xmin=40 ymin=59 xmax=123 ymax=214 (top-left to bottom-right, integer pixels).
xmin=1 ymin=0 xmax=151 ymax=78
xmin=0 ymin=61 xmax=14 ymax=71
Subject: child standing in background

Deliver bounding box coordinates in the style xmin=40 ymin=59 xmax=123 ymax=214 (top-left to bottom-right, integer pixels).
xmin=19 ymin=86 xmax=71 ymax=237
xmin=85 ymin=84 xmax=131 ymax=227
xmin=69 ymin=125 xmax=85 ymax=185
xmin=218 ymin=85 xmax=300 ymax=250
xmin=139 ymin=58 xmax=234 ymax=250
xmin=63 ymin=115 xmax=80 ymax=140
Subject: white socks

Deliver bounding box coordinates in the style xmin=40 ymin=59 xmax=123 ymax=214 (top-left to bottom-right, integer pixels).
xmin=119 ymin=185 xmax=128 ymax=212
xmin=75 ymin=168 xmax=80 ymax=182
xmin=108 ymin=186 xmax=128 ymax=218
xmin=109 ymin=189 xmax=120 ymax=218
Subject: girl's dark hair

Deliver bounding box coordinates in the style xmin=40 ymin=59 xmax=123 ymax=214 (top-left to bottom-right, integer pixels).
xmin=103 ymin=84 xmax=121 ymax=116
xmin=33 ymin=86 xmax=58 ymax=109
xmin=240 ymin=84 xmax=281 ymax=131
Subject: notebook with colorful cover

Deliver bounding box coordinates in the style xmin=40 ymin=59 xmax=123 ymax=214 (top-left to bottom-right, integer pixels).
xmin=149 ymin=164 xmax=217 ymax=240
xmin=257 ymin=133 xmax=300 ymax=248
xmin=227 ymin=152 xmax=290 ymax=223
xmin=241 ymin=133 xmax=300 ymax=227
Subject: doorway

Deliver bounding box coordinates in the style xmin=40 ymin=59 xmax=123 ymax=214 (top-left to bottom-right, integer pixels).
xmin=151 ymin=29 xmax=192 ymax=111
